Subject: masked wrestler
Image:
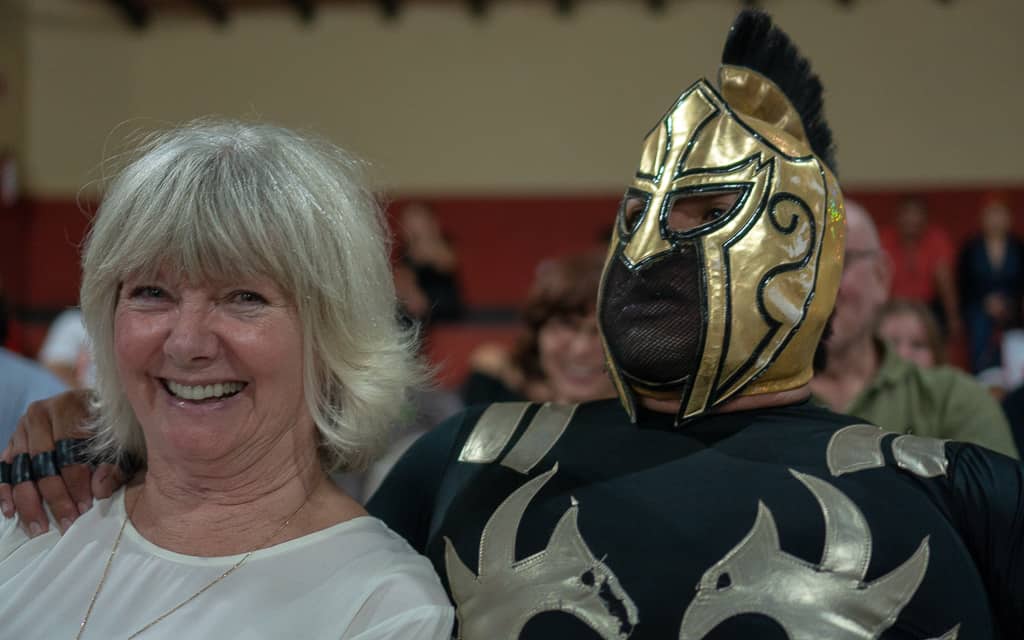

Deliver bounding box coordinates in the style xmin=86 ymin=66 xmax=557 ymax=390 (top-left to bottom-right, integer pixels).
xmin=6 ymin=10 xmax=1024 ymax=640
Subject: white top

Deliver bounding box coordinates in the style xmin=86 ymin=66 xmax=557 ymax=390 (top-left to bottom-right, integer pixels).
xmin=0 ymin=490 xmax=453 ymax=639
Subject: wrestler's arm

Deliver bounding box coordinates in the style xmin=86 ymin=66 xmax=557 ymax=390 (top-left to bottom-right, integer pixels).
xmin=0 ymin=390 xmax=124 ymax=536
xmin=945 ymin=443 xmax=1024 ymax=635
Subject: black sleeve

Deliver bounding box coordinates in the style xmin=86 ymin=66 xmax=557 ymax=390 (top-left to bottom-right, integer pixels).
xmin=366 ymin=410 xmax=470 ymax=552
xmin=945 ymin=442 xmax=1024 ymax=636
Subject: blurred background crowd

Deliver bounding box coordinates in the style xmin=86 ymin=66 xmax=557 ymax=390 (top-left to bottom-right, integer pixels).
xmin=2 ymin=0 xmax=1023 ymax=492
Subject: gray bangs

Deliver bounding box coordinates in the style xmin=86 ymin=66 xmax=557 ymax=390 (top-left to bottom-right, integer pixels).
xmin=98 ymin=140 xmax=309 ymax=294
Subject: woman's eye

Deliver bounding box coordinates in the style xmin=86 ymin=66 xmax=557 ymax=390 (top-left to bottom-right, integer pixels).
xmin=129 ymin=286 xmax=165 ymax=299
xmin=230 ymin=290 xmax=268 ymax=305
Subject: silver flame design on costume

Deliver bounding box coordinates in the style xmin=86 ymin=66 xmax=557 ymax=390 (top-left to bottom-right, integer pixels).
xmin=444 ymin=464 xmax=638 ymax=640
xmin=679 ymin=470 xmax=936 ymax=640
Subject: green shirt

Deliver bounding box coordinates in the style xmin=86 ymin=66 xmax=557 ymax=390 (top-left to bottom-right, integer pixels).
xmin=842 ymin=343 xmax=1019 ymax=459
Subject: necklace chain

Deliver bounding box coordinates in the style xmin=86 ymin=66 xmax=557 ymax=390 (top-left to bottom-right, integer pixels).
xmin=76 ymin=489 xmax=311 ymax=640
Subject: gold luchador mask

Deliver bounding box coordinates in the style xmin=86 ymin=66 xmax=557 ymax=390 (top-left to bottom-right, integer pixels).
xmin=598 ymin=66 xmax=845 ymax=424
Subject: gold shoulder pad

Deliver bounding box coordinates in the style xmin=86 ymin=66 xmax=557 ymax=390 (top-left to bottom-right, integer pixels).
xmin=826 ymin=424 xmax=949 ymax=479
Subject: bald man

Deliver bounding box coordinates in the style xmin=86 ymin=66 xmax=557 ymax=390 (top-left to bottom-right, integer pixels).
xmin=811 ymin=201 xmax=1018 ymax=457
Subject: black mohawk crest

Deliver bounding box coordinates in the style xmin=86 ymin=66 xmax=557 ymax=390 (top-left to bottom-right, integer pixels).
xmin=722 ymin=10 xmax=838 ymax=175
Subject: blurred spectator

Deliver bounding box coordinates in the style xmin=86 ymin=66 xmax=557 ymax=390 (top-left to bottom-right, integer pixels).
xmin=880 ymin=197 xmax=960 ymax=337
xmin=0 ymin=349 xmax=68 ymax=445
xmin=0 ymin=279 xmax=11 ymax=351
xmin=811 ymin=201 xmax=1017 ymax=457
xmin=463 ymin=251 xmax=615 ymax=406
xmin=877 ymin=299 xmax=945 ymax=368
xmin=38 ymin=308 xmax=93 ymax=388
xmin=0 ymin=290 xmax=66 ymax=442
xmin=395 ymin=202 xmax=463 ymax=324
xmin=957 ymin=195 xmax=1024 ymax=373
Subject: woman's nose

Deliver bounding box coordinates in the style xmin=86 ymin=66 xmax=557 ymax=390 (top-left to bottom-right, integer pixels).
xmin=163 ymin=303 xmax=219 ymax=365
xmin=568 ymin=327 xmax=601 ymax=356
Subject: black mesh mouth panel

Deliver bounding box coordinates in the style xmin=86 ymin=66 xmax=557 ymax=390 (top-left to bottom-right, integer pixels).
xmin=600 ymin=246 xmax=705 ymax=387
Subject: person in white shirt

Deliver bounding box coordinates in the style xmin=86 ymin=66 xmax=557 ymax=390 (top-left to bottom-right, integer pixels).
xmin=38 ymin=308 xmax=94 ymax=388
xmin=0 ymin=120 xmax=453 ymax=639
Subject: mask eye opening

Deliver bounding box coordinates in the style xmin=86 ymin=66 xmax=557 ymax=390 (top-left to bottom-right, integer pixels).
xmin=662 ymin=185 xmax=748 ymax=237
xmin=618 ymin=189 xmax=652 ymax=238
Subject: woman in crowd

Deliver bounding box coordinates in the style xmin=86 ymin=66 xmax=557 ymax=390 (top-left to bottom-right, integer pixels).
xmin=0 ymin=120 xmax=452 ymax=638
xmin=462 ymin=250 xmax=615 ymax=405
xmin=876 ymin=299 xmax=946 ymax=368
xmin=957 ymin=195 xmax=1024 ymax=373
xmin=393 ymin=201 xmax=464 ymax=324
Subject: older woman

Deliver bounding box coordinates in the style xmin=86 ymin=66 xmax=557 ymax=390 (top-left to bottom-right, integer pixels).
xmin=0 ymin=120 xmax=453 ymax=638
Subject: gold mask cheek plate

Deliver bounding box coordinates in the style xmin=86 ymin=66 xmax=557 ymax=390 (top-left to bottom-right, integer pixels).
xmin=744 ymin=166 xmax=845 ymax=396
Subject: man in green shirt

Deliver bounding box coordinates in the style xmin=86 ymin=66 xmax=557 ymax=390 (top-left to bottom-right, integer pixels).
xmin=811 ymin=201 xmax=1018 ymax=457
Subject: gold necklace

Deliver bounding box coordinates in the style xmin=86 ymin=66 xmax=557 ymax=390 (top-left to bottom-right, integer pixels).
xmin=76 ymin=488 xmax=312 ymax=640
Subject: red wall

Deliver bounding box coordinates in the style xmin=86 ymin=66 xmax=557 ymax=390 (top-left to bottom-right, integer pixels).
xmin=3 ymin=187 xmax=1023 ymax=382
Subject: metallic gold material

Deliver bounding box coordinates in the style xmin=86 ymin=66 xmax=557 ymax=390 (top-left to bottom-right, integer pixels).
xmin=501 ymin=403 xmax=578 ymax=474
xmin=892 ymin=435 xmax=949 ymax=478
xmin=457 ymin=402 xmax=530 ymax=465
xmin=719 ymin=66 xmax=809 ymax=158
xmin=444 ymin=465 xmax=638 ymax=640
xmin=827 ymin=424 xmax=887 ymax=477
xmin=602 ymin=68 xmax=845 ymax=421
xmin=679 ymin=470 xmax=930 ymax=639
xmin=826 ymin=425 xmax=950 ymax=480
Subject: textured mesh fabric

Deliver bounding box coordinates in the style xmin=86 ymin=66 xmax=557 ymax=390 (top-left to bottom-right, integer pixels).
xmin=600 ymin=243 xmax=704 ymax=388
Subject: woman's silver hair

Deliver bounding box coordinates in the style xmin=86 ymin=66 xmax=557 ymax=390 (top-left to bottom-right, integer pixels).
xmin=81 ymin=119 xmax=424 ymax=472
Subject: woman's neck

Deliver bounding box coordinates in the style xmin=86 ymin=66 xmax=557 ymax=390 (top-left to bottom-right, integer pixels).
xmin=127 ymin=441 xmax=363 ymax=556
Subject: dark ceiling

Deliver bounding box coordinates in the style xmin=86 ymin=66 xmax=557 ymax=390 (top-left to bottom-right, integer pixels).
xmin=104 ymin=0 xmax=953 ymax=29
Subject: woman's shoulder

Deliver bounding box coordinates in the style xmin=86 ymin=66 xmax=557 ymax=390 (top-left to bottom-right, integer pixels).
xmin=295 ymin=516 xmax=453 ymax=633
xmin=320 ymin=516 xmax=438 ymax=571
xmin=284 ymin=514 xmax=440 ymax=578
xmin=341 ymin=518 xmax=453 ymax=637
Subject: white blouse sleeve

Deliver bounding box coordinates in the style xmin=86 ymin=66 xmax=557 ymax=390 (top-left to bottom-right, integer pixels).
xmin=345 ymin=604 xmax=453 ymax=640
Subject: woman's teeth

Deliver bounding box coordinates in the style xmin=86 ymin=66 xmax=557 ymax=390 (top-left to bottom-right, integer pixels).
xmin=165 ymin=380 xmax=245 ymax=401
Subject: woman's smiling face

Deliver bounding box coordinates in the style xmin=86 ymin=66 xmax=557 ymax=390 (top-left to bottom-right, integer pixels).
xmin=114 ymin=270 xmax=311 ymax=466
xmin=538 ymin=311 xmax=615 ymax=404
